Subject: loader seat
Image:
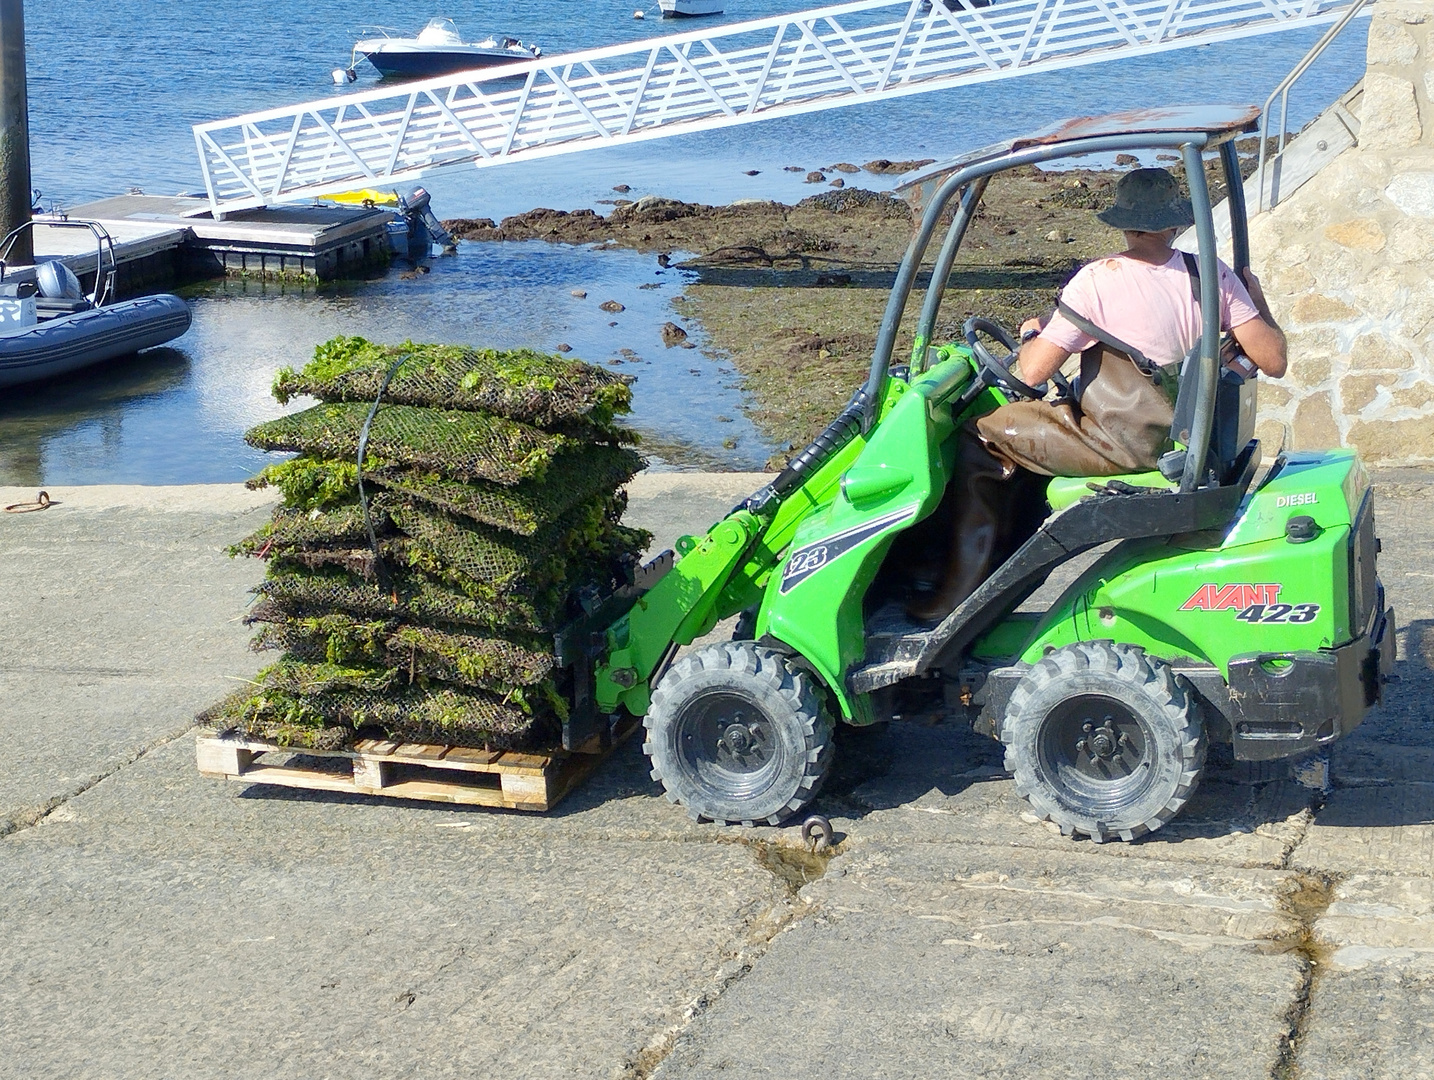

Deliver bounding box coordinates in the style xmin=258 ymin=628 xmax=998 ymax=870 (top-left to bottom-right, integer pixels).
xmin=1045 ymin=471 xmax=1176 ymax=512
xmin=1044 ymin=366 xmax=1258 ymax=512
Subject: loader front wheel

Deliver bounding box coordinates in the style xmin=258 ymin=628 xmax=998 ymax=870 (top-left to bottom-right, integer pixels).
xmin=1000 ymin=641 xmax=1205 ymax=843
xmin=644 ymin=641 xmax=834 ymax=826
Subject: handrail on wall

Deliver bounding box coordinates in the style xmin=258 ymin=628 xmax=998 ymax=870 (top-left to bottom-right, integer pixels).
xmin=1255 ymin=0 xmax=1371 ymax=213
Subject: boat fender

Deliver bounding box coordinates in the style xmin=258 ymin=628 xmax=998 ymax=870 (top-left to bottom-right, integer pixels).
xmin=331 ymin=67 xmax=357 ymax=85
xmin=36 ymin=261 xmax=83 ymax=301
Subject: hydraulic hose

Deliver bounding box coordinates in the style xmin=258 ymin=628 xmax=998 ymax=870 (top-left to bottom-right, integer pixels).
xmin=737 ymin=385 xmax=871 ymax=513
xmin=770 ymin=385 xmax=871 ymax=497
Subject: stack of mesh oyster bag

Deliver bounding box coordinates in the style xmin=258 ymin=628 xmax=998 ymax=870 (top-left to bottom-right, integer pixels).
xmin=200 ymin=336 xmax=649 ymax=752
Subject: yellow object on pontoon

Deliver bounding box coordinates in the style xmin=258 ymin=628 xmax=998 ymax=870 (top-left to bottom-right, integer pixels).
xmin=323 ymin=188 xmax=400 ymax=207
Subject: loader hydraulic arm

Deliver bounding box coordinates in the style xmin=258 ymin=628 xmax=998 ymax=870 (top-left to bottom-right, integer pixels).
xmin=591 ymin=392 xmax=877 ymax=718
xmin=594 ymin=509 xmax=766 ymax=716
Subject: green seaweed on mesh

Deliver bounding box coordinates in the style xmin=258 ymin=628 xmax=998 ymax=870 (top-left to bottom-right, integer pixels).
xmin=250 ymin=675 xmax=557 ymax=750
xmin=197 ymin=666 xmax=555 ymax=750
xmin=257 ymin=658 xmax=403 ymax=697
xmin=231 ymin=501 xmax=391 ymax=558
xmin=375 ymin=491 xmax=620 ymax=593
xmin=246 ymin=455 xmax=360 ymax=511
xmin=251 ymin=614 xmax=554 ymax=689
xmin=271 ymin=336 xmax=634 ymax=429
xmin=255 ymin=560 xmax=562 ymax=634
xmin=389 ymin=493 xmax=650 ymax=613
xmin=244 ymin=402 xmax=570 ymax=485
xmin=241 ymin=445 xmax=645 ymax=536
xmin=370 ymin=445 xmax=645 ymax=535
xmin=195 ymin=687 xmax=353 ymax=750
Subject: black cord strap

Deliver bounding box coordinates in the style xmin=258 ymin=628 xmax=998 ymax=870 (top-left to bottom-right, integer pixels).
xmin=357 ymin=353 xmax=411 ymax=594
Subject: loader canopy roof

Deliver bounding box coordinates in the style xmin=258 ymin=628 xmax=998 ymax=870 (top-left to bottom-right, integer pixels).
xmin=896 ymin=105 xmax=1260 ymax=212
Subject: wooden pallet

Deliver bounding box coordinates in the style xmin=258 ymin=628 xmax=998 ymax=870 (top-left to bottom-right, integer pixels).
xmin=196 ymin=719 xmax=636 ymax=812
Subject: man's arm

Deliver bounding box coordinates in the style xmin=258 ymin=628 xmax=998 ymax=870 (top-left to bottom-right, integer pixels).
xmin=1016 ymin=333 xmax=1072 ymax=386
xmin=1229 ymin=269 xmax=1287 ymax=378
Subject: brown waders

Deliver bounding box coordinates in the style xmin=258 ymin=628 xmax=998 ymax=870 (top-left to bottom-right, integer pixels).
xmin=906 ymin=336 xmax=1180 ymax=624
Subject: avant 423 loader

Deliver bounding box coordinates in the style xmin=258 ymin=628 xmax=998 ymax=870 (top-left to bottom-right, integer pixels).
xmin=556 ymin=106 xmax=1396 ymax=843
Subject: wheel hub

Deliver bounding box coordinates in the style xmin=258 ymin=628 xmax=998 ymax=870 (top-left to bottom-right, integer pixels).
xmin=1035 ymin=695 xmax=1154 ymax=814
xmin=1077 ymin=720 xmax=1129 ymax=763
xmin=720 ymin=720 xmax=759 ymax=757
xmin=677 ymin=692 xmax=777 ymax=787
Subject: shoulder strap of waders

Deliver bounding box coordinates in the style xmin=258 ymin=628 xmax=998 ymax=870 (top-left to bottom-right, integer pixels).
xmin=1167 ymin=251 xmax=1204 ymax=446
xmin=1054 ymin=299 xmax=1164 ymax=406
xmin=1180 ymin=250 xmax=1200 ymax=301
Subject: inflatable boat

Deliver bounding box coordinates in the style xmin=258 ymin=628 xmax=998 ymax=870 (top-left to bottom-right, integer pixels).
xmin=0 ymin=292 xmax=192 ymax=390
xmin=0 ymin=219 xmax=192 ymax=390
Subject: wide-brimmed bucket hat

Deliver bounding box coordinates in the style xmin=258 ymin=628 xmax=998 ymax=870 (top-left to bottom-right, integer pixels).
xmin=1096 ymin=168 xmax=1195 ymax=232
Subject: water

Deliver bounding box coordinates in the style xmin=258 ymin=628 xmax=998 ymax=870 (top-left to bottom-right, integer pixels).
xmin=0 ymin=242 xmax=768 ymax=485
xmin=6 ymin=1 xmax=1370 ymax=484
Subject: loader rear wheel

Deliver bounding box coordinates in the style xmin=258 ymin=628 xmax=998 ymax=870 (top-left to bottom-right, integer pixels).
xmin=644 ymin=641 xmax=834 ymax=826
xmin=1000 ymin=641 xmax=1205 ymax=843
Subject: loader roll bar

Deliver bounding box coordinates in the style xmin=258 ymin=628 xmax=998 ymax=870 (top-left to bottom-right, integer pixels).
xmin=864 ymin=124 xmax=1248 ymax=493
xmin=1180 ymin=138 xmax=1221 ymax=493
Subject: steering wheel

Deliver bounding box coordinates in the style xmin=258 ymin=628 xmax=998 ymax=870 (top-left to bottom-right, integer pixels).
xmin=962 ymin=317 xmax=1071 ymax=400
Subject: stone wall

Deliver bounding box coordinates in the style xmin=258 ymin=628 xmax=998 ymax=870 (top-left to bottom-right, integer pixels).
xmin=1249 ymin=0 xmax=1434 ymax=464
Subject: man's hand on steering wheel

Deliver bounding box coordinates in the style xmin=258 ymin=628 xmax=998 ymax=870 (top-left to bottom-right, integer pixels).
xmin=963 ymin=317 xmax=1071 ymax=400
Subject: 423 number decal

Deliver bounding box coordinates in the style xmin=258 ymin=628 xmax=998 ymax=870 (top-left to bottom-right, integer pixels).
xmin=1234 ymin=603 xmax=1320 ymax=624
xmin=1181 ymin=584 xmax=1321 ymax=623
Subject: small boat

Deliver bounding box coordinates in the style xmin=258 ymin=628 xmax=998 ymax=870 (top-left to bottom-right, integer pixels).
xmin=659 ymin=0 xmax=725 ymax=16
xmin=0 ymin=220 xmax=192 ymax=390
xmin=339 ymin=18 xmax=541 ymax=82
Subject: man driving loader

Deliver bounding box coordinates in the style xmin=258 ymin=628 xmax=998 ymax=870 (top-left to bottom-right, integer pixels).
xmin=909 ymin=167 xmax=1288 ymax=622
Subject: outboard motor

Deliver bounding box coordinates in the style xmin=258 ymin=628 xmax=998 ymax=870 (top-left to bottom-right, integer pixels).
xmin=36 ymin=260 xmax=84 ymax=301
xmin=399 ymin=186 xmax=455 ymax=257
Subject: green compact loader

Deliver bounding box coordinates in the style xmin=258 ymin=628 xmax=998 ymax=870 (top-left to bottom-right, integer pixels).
xmin=556 ymin=106 xmax=1395 ymax=843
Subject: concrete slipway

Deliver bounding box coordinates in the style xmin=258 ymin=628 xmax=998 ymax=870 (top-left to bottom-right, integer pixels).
xmin=1 ymin=473 xmax=1432 ymax=1080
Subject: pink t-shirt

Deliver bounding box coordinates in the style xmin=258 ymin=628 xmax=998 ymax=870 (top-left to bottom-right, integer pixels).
xmin=1039 ymin=251 xmax=1261 ymax=366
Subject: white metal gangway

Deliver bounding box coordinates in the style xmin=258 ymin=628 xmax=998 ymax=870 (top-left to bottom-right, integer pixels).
xmin=194 ymin=0 xmax=1358 ymax=213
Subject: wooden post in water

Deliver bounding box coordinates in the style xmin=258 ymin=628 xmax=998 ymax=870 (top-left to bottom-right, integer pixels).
xmin=0 ymin=0 xmax=30 ymax=264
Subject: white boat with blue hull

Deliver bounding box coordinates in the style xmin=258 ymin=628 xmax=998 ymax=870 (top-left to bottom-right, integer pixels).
xmin=338 ymin=19 xmax=540 ymax=82
xmin=659 ymin=0 xmax=725 ymax=16
xmin=0 ymin=220 xmax=192 ymax=390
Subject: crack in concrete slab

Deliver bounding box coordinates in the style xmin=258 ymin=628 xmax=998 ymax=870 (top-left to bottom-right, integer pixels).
xmin=1268 ymin=870 xmax=1340 ymax=1080
xmin=1267 ymin=786 xmax=1337 ymax=1080
xmin=0 ymin=722 xmax=196 ymax=840
xmin=618 ymin=836 xmax=837 ymax=1078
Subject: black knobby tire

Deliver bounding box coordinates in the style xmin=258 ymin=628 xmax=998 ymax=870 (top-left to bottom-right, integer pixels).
xmin=1000 ymin=641 xmax=1205 ymax=843
xmin=643 ymin=641 xmax=835 ymax=826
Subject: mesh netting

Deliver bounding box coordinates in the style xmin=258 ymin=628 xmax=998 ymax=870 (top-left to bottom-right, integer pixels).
xmin=215 ymin=333 xmax=653 ymax=758
xmin=200 ymin=661 xmax=559 ymax=750
xmin=372 ymin=447 xmax=644 ymax=534
xmin=378 ymin=492 xmax=622 ymax=593
xmin=256 ymin=562 xmax=558 ymax=633
xmin=246 ymin=446 xmax=645 ymax=535
xmin=197 ymin=690 xmax=354 ymax=751
xmin=272 ymin=337 xmax=633 ymax=430
xmin=245 ymin=402 xmax=570 ymax=485
xmin=239 ymin=491 xmax=649 ymax=614
xmin=251 ymin=613 xmax=554 ymax=689
xmin=232 ymin=502 xmax=390 ymax=557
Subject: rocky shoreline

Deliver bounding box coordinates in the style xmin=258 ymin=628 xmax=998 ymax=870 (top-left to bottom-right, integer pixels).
xmin=446 ymin=156 xmax=1249 ymax=468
